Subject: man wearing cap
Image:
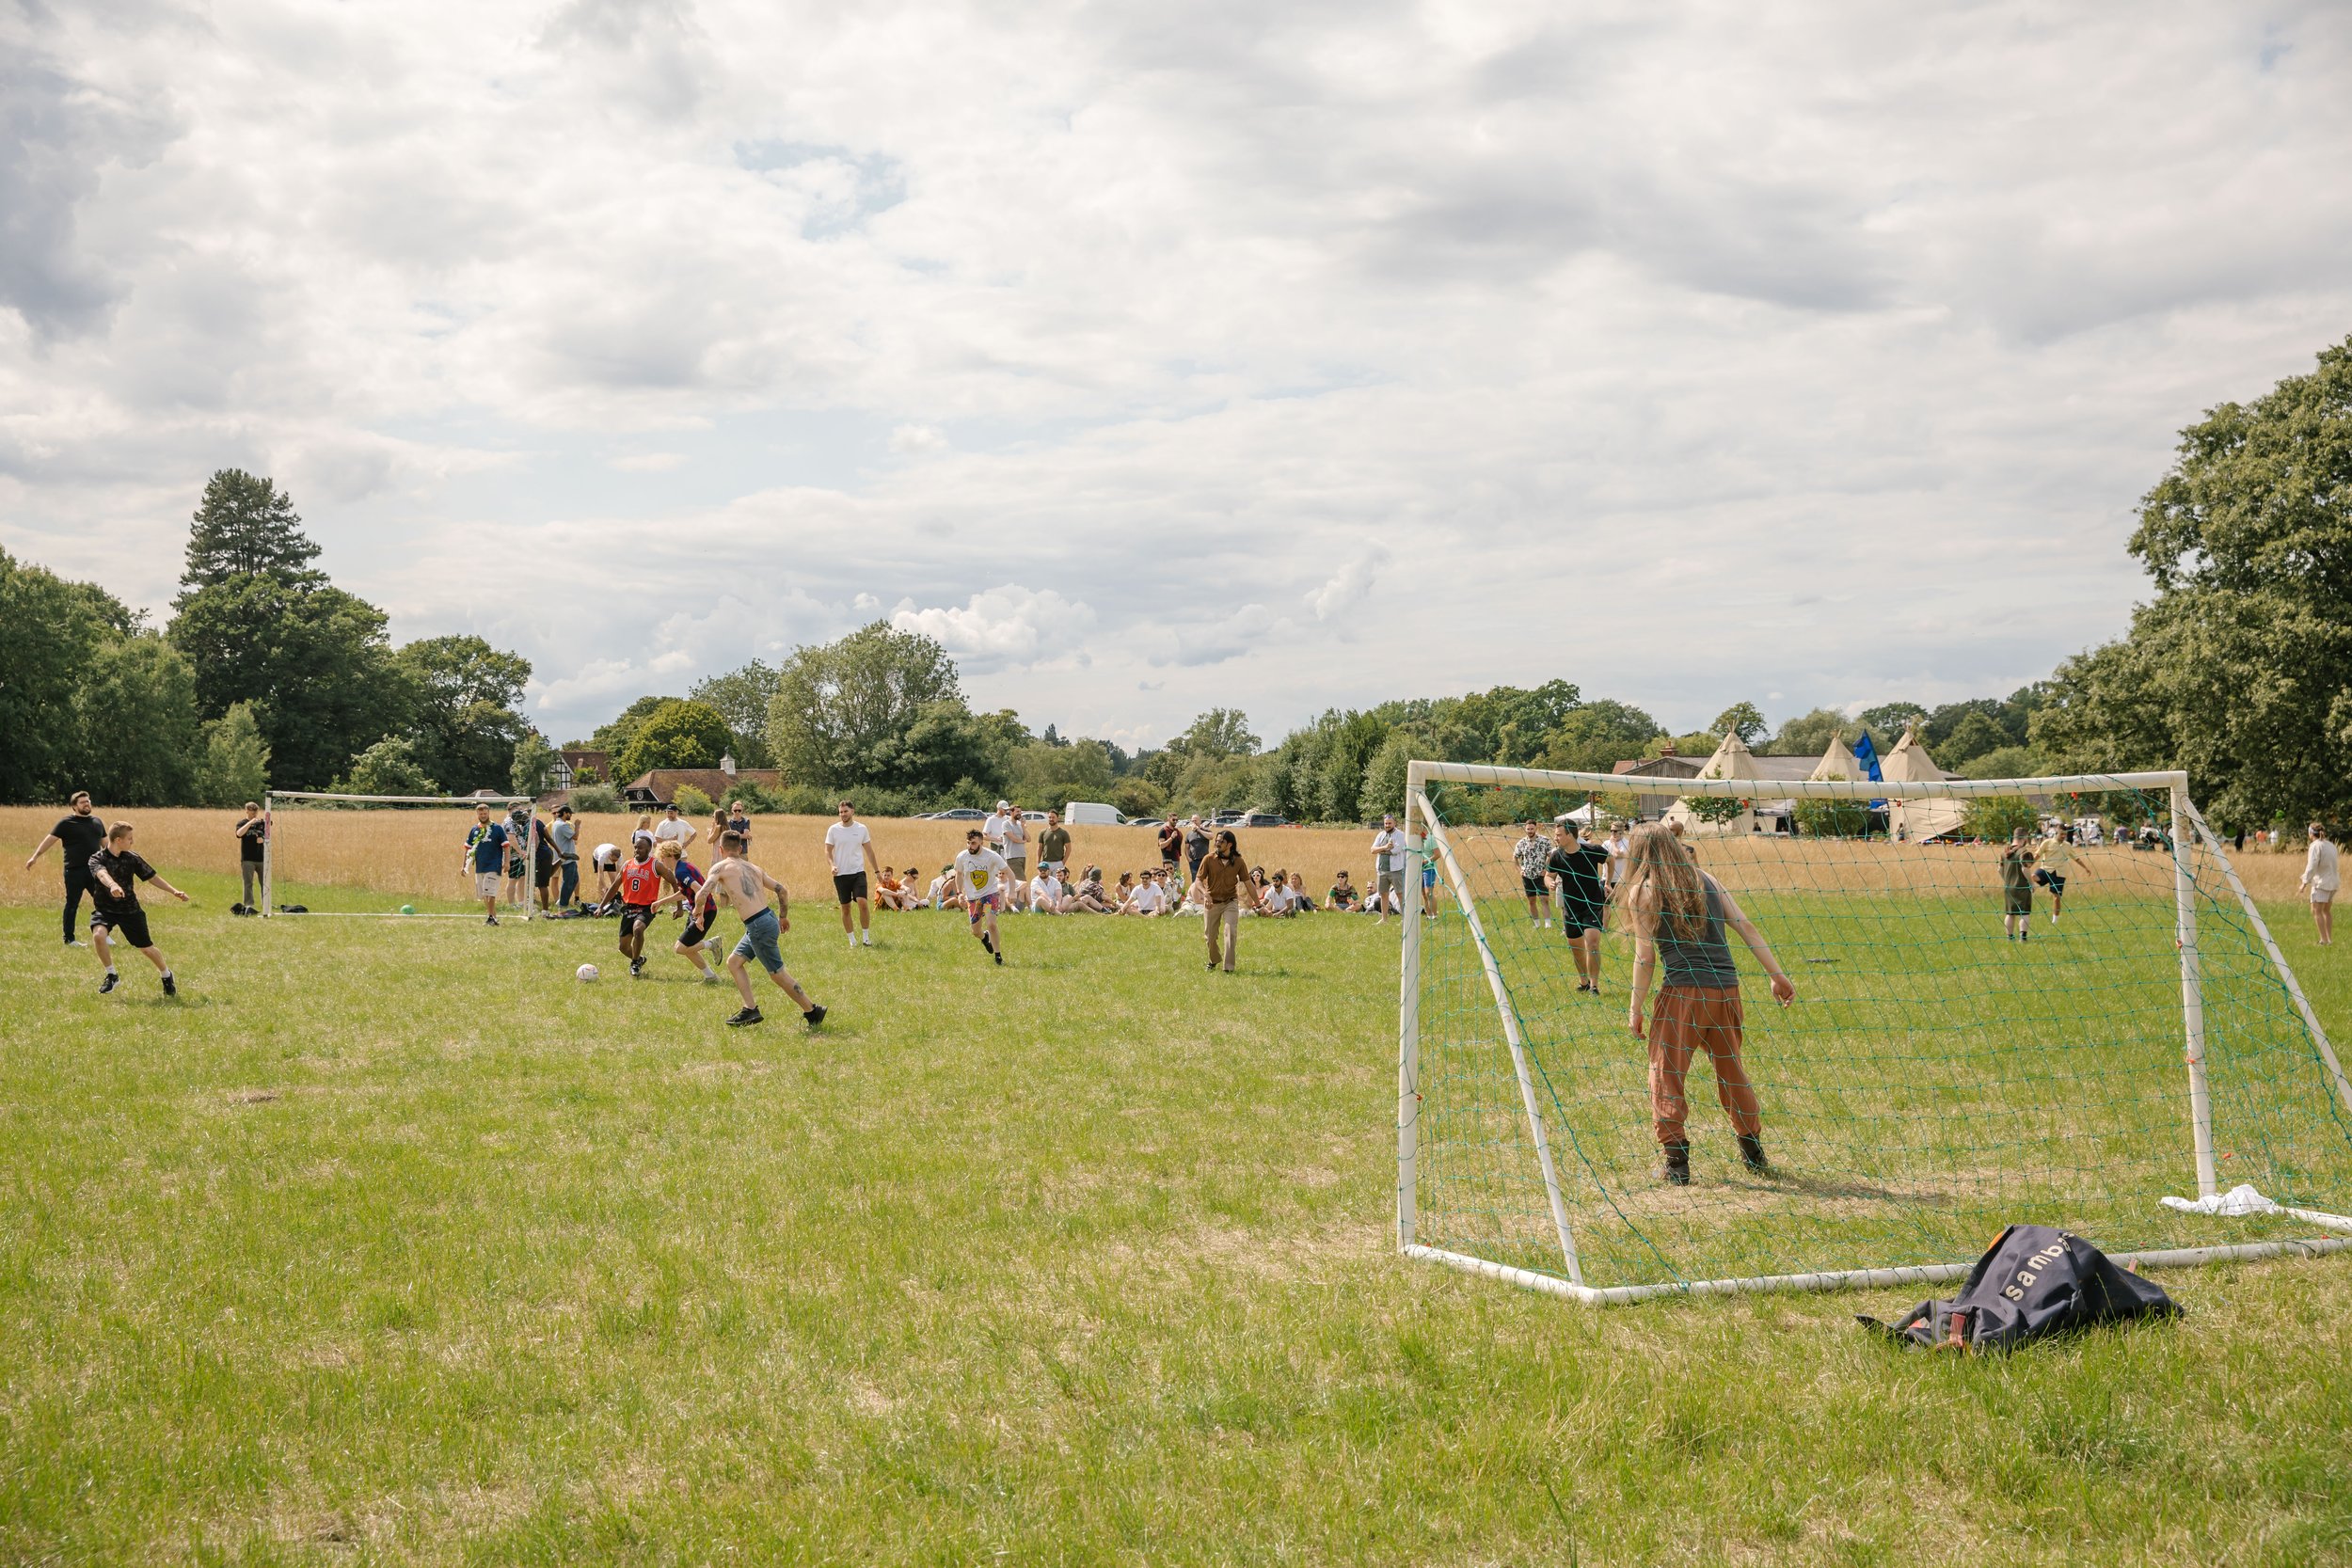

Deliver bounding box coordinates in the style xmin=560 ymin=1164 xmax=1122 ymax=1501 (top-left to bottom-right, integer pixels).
xmin=550 ymin=804 xmax=580 ymax=909
xmin=984 ymin=800 xmax=1029 ymax=905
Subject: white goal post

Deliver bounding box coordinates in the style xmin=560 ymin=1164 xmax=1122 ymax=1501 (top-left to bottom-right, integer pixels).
xmin=262 ymin=789 xmax=548 ymax=920
xmin=1396 ymin=760 xmax=2352 ymax=1306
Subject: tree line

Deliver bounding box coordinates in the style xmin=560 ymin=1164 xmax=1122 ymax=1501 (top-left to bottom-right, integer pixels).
xmin=0 ymin=470 xmax=541 ymax=807
xmin=7 ymin=336 xmax=2344 ymax=827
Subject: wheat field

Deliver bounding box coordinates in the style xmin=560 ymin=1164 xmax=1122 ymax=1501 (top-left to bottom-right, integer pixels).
xmin=7 ymin=805 xmax=2320 ymax=911
xmin=2 ymin=807 xmax=1388 ymax=909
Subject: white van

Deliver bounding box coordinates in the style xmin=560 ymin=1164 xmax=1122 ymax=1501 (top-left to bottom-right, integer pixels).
xmin=1063 ymin=801 xmax=1121 ymax=826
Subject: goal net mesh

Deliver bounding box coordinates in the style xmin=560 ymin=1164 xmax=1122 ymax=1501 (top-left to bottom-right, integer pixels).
xmin=263 ymin=792 xmax=546 ymax=918
xmin=1404 ymin=769 xmax=2352 ymax=1298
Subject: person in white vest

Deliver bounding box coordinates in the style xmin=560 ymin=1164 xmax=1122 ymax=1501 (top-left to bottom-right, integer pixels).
xmin=2300 ymin=822 xmax=2339 ymax=947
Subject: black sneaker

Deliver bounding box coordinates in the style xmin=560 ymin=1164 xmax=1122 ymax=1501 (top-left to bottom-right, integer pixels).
xmin=1737 ymin=1132 xmax=1769 ymax=1173
xmin=99 ymin=972 xmax=119 ymax=994
xmin=629 ymin=958 xmax=644 ymax=979
xmin=1206 ymin=960 xmax=1219 ymax=971
xmin=726 ymin=1006 xmax=763 ymax=1027
xmin=993 ymin=946 xmax=1004 ymax=965
xmin=803 ymin=1004 xmax=827 ymax=1028
xmin=162 ymin=974 xmax=177 ymax=998
xmin=485 ymin=916 xmax=499 ymax=927
xmin=1660 ymin=1142 xmax=1691 ymax=1186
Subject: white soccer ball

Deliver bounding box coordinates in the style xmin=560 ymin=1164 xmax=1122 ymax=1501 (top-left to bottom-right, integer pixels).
xmin=576 ymin=963 xmax=600 ymax=983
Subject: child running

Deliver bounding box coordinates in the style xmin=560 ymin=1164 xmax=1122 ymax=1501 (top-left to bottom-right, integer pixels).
xmin=87 ymin=820 xmax=192 ymax=996
xmin=953 ymin=827 xmax=1010 ymax=964
xmin=613 ymin=831 xmax=671 ymax=979
xmin=655 ymin=840 xmax=723 ymax=981
xmin=1617 ymin=822 xmax=1794 ymax=1185
xmin=694 ymin=831 xmax=826 ymax=1028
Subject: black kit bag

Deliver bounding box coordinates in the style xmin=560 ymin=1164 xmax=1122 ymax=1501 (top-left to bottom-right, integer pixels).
xmin=1859 ymin=1225 xmax=2181 ymax=1352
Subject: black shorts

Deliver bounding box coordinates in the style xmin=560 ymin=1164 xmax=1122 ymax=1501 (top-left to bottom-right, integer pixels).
xmin=2044 ymin=874 xmax=2066 ymax=896
xmin=1560 ymin=899 xmax=1605 ymax=936
xmin=619 ymin=904 xmax=657 ymax=939
xmin=92 ymin=907 xmax=152 ymax=949
xmin=679 ymin=918 xmax=711 ymax=947
xmin=1521 ymin=875 xmax=1549 ymax=897
xmin=834 ymin=871 xmax=868 ymax=904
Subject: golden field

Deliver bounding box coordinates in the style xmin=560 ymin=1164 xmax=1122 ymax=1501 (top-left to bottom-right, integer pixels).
xmin=5 ymin=803 xmax=2319 ymax=908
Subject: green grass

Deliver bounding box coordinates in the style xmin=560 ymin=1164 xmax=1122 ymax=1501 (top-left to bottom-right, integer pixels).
xmin=4 ymin=868 xmax=2351 ymax=1564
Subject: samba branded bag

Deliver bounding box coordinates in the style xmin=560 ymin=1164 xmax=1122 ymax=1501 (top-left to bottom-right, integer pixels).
xmin=1858 ymin=1225 xmax=2181 ymax=1352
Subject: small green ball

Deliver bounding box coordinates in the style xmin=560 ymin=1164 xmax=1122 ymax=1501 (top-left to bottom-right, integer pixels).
xmin=400 ymin=904 xmax=416 ymax=915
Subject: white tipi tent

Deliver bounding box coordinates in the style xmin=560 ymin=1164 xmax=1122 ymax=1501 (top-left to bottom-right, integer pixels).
xmin=1881 ymin=721 xmax=1966 ymax=842
xmin=1807 ymin=732 xmax=1861 ymax=784
xmin=1666 ymin=732 xmax=1766 ymax=835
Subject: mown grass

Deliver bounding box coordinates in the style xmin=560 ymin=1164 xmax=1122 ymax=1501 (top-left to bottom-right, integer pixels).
xmin=4 ymin=865 xmax=2350 ymax=1565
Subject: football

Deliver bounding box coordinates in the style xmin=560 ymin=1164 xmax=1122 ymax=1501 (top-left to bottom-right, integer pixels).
xmin=575 ymin=963 xmax=599 ymax=982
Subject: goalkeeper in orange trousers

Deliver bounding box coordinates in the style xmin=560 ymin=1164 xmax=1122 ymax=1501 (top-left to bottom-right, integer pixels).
xmin=1617 ymin=823 xmax=1795 ymax=1185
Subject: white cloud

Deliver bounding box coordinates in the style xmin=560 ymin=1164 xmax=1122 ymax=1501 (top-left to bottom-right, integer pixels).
xmin=890 ymin=584 xmax=1098 ymax=672
xmin=3 ymin=1 xmax=2350 ymax=748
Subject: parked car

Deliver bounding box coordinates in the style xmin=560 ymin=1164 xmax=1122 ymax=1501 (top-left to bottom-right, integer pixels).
xmin=925 ymin=807 xmax=988 ymax=820
xmin=1063 ymin=801 xmax=1121 ymax=826
xmin=1236 ymin=812 xmax=1288 ymax=828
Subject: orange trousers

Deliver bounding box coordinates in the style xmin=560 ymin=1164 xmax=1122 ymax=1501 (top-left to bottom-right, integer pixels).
xmin=1647 ymin=985 xmax=1762 ymax=1146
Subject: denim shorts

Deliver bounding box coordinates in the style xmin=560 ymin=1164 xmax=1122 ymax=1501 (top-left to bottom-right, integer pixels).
xmin=733 ymin=907 xmax=784 ymax=974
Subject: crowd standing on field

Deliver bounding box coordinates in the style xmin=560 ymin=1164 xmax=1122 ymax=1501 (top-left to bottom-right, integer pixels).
xmin=22 ymin=785 xmax=2340 ymax=1041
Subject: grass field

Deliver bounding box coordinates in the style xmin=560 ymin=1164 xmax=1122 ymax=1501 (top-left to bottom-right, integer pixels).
xmin=6 ymin=847 xmax=2352 ymax=1563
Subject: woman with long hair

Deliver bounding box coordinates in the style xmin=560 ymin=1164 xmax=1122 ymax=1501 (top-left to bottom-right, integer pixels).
xmin=1615 ymin=822 xmax=1795 ymax=1185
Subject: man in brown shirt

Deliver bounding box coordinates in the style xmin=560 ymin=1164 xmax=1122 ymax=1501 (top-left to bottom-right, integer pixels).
xmin=1198 ymin=829 xmax=1263 ymax=972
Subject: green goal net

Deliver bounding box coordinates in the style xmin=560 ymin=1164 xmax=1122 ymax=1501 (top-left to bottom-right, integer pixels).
xmin=1397 ymin=763 xmax=2352 ymax=1304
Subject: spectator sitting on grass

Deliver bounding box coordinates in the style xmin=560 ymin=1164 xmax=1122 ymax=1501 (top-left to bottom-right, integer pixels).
xmin=1126 ymin=869 xmax=1168 ymax=916
xmin=1286 ymin=870 xmax=1314 ymax=912
xmin=1067 ymin=865 xmax=1113 ymax=912
xmin=876 ymin=867 xmax=914 ymax=911
xmin=1326 ymin=869 xmax=1360 ymax=911
xmin=928 ymin=863 xmax=960 ymax=911
xmin=1027 ymin=868 xmax=1068 ymax=913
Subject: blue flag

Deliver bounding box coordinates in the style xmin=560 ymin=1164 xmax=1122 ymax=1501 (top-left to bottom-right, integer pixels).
xmin=1853 ymin=729 xmax=1885 ymax=812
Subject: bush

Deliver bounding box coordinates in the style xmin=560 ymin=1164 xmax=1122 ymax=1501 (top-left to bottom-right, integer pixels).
xmin=1793 ymin=774 xmax=1867 ymax=838
xmin=1963 ymin=794 xmax=2042 ymax=843
xmin=672 ymin=784 xmax=715 ymax=817
xmin=567 ymin=783 xmax=621 ymax=815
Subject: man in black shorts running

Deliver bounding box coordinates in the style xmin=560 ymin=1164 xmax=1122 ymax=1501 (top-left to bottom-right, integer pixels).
xmin=87 ymin=820 xmax=192 ymax=995
xmin=24 ymin=791 xmax=106 ymax=946
xmin=612 ymin=832 xmax=672 ymax=978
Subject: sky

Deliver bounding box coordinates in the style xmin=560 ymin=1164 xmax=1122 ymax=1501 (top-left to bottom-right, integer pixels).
xmin=5 ymin=2 xmax=2349 ymax=751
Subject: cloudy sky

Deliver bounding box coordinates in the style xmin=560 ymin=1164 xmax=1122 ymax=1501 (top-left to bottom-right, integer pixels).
xmin=5 ymin=2 xmax=2348 ymax=749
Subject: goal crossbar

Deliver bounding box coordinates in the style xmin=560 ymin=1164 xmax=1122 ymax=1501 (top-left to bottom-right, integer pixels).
xmin=1407 ymin=760 xmax=2188 ymax=800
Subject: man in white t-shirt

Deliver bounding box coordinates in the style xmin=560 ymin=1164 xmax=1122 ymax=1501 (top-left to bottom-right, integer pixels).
xmin=1605 ymin=824 xmax=1630 ymax=890
xmin=953 ymin=828 xmax=1010 ymax=964
xmin=1370 ymin=815 xmax=1405 ymax=924
xmin=991 ymin=801 xmax=1029 ymax=895
xmin=822 ymin=800 xmax=882 ymax=949
xmin=2302 ymin=822 xmax=2340 ymax=946
xmin=652 ymin=803 xmax=695 ymax=851
xmin=1027 ymin=869 xmax=1066 ymax=913
xmin=1126 ymin=872 xmax=1168 ymax=917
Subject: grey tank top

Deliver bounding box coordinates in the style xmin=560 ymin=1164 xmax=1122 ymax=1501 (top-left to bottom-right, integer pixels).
xmin=1656 ymin=875 xmax=1739 ymax=989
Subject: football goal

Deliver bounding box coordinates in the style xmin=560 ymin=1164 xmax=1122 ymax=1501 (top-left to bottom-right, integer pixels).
xmin=1397 ymin=762 xmax=2352 ymax=1304
xmin=261 ymin=790 xmax=548 ymax=919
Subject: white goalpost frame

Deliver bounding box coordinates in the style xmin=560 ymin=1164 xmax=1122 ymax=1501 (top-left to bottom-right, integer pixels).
xmin=1397 ymin=759 xmax=2352 ymax=1306
xmin=262 ymin=790 xmax=545 ymax=920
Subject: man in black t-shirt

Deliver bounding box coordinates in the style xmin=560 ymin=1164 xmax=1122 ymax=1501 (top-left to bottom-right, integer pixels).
xmin=87 ymin=820 xmax=191 ymax=996
xmin=24 ymin=791 xmax=107 ymax=946
xmin=1156 ymin=815 xmax=1184 ymax=871
xmin=1547 ymin=823 xmax=1613 ymax=994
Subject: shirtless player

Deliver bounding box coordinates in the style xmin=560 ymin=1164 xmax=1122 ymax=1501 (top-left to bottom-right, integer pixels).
xmin=693 ymin=830 xmax=827 ymax=1028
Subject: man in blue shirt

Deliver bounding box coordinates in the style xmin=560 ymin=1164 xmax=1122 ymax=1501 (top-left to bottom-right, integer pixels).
xmin=464 ymin=802 xmax=509 ymax=926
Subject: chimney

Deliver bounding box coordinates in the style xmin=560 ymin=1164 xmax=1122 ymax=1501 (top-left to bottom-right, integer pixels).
xmin=721 ymin=753 xmax=737 ymax=777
